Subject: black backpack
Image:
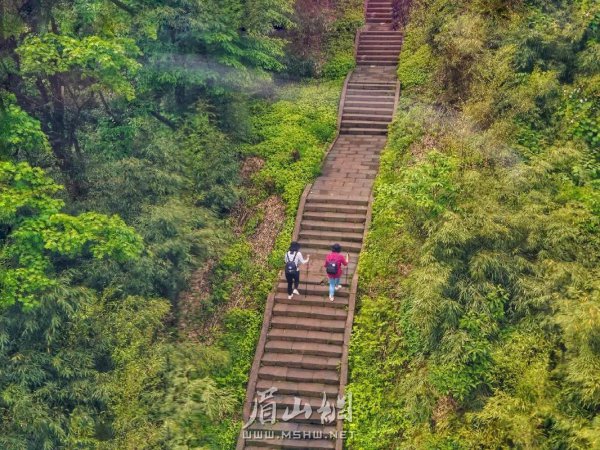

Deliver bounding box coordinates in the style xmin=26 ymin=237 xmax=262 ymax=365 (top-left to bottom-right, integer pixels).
xmin=285 ymin=252 xmax=298 ymax=275
xmin=326 ymin=260 xmax=339 ymax=275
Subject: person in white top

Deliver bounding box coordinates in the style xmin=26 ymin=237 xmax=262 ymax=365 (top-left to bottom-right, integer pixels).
xmin=284 ymin=241 xmax=310 ymax=299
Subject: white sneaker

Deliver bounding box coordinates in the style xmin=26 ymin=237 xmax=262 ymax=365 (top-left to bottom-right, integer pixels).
xmin=293 ymin=289 xmax=300 ymax=295
xmin=335 ymin=284 xmax=342 ymax=291
xmin=288 ymin=294 xmax=293 ymax=300
xmin=329 ymin=295 xmax=334 ymax=302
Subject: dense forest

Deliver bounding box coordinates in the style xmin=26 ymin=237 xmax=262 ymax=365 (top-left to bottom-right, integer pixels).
xmin=1 ymin=0 xmax=362 ymax=448
xmin=348 ymin=0 xmax=599 ymax=448
xmin=1 ymin=0 xmax=598 ymax=449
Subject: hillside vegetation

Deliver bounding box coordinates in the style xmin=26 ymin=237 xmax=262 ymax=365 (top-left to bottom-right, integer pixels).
xmin=348 ymin=0 xmax=599 ymax=448
xmin=0 ymin=0 xmax=362 ymax=448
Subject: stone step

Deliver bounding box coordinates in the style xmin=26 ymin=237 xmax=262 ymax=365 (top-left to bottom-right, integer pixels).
xmin=302 ymin=211 xmax=366 ymax=223
xmin=342 ymin=113 xmax=393 ymax=122
xmin=340 ymin=127 xmax=389 ymax=135
xmin=299 ymin=228 xmax=363 ymax=243
xmin=346 ymin=82 xmax=396 ymax=90
xmin=306 ymin=194 xmax=369 ymax=205
xmin=265 ymin=339 xmax=343 ymax=357
xmin=346 ymin=84 xmax=395 ymax=91
xmin=277 ymin=272 xmax=352 ymax=287
xmin=273 ymin=302 xmax=348 ymax=320
xmin=360 ymin=33 xmax=403 ymax=39
xmin=359 ymin=37 xmax=402 ymax=43
xmin=344 ymin=96 xmax=395 ymax=104
xmin=341 ymin=119 xmax=389 ymax=129
xmin=358 ymin=33 xmax=404 ymax=40
xmin=357 ymin=53 xmax=398 ymax=59
xmin=274 ymin=293 xmax=349 ymax=309
xmin=245 ymin=438 xmax=335 ymax=449
xmin=300 ymin=238 xmax=362 ymax=252
xmin=261 ymin=352 xmax=341 ymax=370
xmin=356 ymin=60 xmax=398 ymax=67
xmin=258 ymin=366 xmax=339 ymax=385
xmin=270 ymin=315 xmax=347 ymax=332
xmin=300 ymin=217 xmax=364 ymax=233
xmin=267 ymin=328 xmax=345 ymax=345
xmin=345 ymin=91 xmax=395 ymax=99
xmin=358 ymin=41 xmax=402 ymax=47
xmin=304 ymin=202 xmax=368 ymax=214
xmin=277 ymin=284 xmax=350 ymax=297
xmin=269 ymin=409 xmax=337 ymax=425
xmin=256 ymin=378 xmax=339 ymax=398
xmin=357 ymin=48 xmax=401 ymax=54
xmin=366 ymin=13 xmax=392 ymax=17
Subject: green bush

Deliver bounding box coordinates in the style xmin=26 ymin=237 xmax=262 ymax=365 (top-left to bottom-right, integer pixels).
xmin=348 ymin=0 xmax=600 ymax=448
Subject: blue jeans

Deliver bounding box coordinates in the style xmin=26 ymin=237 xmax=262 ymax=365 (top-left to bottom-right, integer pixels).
xmin=328 ymin=278 xmax=340 ymax=297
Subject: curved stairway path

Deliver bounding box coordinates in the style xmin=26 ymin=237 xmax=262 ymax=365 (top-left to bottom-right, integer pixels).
xmin=238 ymin=1 xmax=403 ymax=448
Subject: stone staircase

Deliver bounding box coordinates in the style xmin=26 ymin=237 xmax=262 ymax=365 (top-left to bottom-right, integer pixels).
xmin=238 ymin=1 xmax=403 ymax=449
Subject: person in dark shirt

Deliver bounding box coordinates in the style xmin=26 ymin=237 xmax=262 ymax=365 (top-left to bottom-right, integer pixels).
xmin=284 ymin=241 xmax=309 ymax=299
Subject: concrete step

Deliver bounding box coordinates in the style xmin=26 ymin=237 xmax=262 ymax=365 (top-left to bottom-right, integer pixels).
xmin=340 ymin=127 xmax=389 ymax=135
xmin=304 ymin=202 xmax=368 ymax=214
xmin=346 ymin=82 xmax=396 ymax=90
xmin=342 ymin=113 xmax=393 ymax=122
xmin=258 ymin=366 xmax=339 ymax=385
xmin=360 ymin=33 xmax=403 ymax=38
xmin=300 ymin=220 xmax=365 ymax=233
xmin=256 ymin=378 xmax=339 ymax=398
xmin=299 ymin=228 xmax=363 ymax=243
xmin=265 ymin=339 xmax=343 ymax=357
xmin=345 ymin=91 xmax=395 ymax=99
xmin=273 ymin=303 xmax=348 ymax=320
xmin=306 ymin=194 xmax=369 ymax=206
xmin=357 ymin=60 xmax=398 ymax=67
xmin=277 ymin=284 xmax=348 ymax=298
xmin=270 ymin=315 xmax=347 ymax=332
xmin=340 ymin=119 xmax=389 ymax=129
xmin=344 ymin=96 xmax=395 ymax=104
xmin=345 ymin=88 xmax=395 ymax=97
xmin=261 ymin=352 xmax=341 ymax=370
xmin=357 ymin=48 xmax=401 ymax=55
xmin=300 ymin=238 xmax=362 ymax=252
xmin=274 ymin=293 xmax=349 ymax=309
xmin=302 ymin=211 xmax=366 ymax=223
xmin=245 ymin=438 xmax=335 ymax=449
xmin=357 ymin=53 xmax=398 ymax=59
xmin=267 ymin=328 xmax=345 ymax=345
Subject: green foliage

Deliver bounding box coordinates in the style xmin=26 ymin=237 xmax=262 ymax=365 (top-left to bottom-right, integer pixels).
xmin=178 ymin=109 xmax=240 ymax=214
xmin=0 ymin=0 xmax=358 ymax=446
xmin=1 ymin=162 xmax=142 ymax=309
xmin=17 ymin=33 xmax=140 ymax=100
xmin=397 ymin=44 xmax=434 ymax=89
xmin=0 ymin=93 xmax=50 ymax=160
xmin=243 ymin=82 xmax=338 ymax=210
xmin=321 ymin=2 xmax=363 ymax=79
xmin=348 ymin=0 xmax=600 ymax=448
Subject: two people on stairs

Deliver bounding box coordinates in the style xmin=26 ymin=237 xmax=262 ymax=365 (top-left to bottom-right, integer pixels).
xmin=284 ymin=241 xmax=349 ymax=302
